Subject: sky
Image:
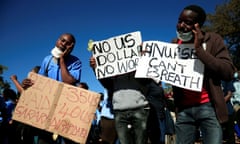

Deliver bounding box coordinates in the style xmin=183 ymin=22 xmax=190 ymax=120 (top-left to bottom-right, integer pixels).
xmin=0 ymin=0 xmax=226 ymax=94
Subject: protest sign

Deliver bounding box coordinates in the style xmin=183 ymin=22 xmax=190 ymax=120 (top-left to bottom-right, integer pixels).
xmin=12 ymin=72 xmax=101 ymax=144
xmin=135 ymin=41 xmax=204 ymax=92
xmin=91 ymin=31 xmax=142 ymax=79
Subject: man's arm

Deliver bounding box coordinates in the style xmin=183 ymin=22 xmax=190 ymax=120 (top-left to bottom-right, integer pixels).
xmin=59 ymin=56 xmax=78 ymax=85
xmin=10 ymin=75 xmax=24 ymax=93
xmin=89 ymin=56 xmax=113 ymax=89
xmin=224 ymin=91 xmax=233 ymax=102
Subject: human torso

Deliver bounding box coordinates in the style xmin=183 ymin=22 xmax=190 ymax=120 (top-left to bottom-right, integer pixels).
xmin=112 ymin=73 xmax=148 ymax=110
xmin=38 ymin=55 xmax=81 ymax=83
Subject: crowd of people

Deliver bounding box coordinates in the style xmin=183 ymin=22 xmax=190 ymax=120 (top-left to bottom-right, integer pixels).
xmin=0 ymin=4 xmax=240 ymax=144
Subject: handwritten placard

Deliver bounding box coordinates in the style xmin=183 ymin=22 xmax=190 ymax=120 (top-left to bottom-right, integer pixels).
xmin=135 ymin=41 xmax=204 ymax=92
xmin=12 ymin=72 xmax=101 ymax=144
xmin=92 ymin=31 xmax=142 ymax=79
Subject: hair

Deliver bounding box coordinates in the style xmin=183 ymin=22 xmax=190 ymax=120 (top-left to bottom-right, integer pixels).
xmin=3 ymin=88 xmax=17 ymax=101
xmin=31 ymin=66 xmax=40 ymax=73
xmin=78 ymin=82 xmax=89 ymax=90
xmin=158 ymin=81 xmax=162 ymax=85
xmin=183 ymin=5 xmax=206 ymax=27
xmin=62 ymin=33 xmax=76 ymax=43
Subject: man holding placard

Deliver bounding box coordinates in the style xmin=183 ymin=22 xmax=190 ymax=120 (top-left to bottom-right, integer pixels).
xmin=89 ymin=31 xmax=151 ymax=144
xmin=171 ymin=5 xmax=235 ymax=144
xmin=21 ymin=33 xmax=82 ymax=144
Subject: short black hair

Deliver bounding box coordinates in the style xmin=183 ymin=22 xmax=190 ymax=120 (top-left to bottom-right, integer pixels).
xmin=184 ymin=5 xmax=206 ymax=27
xmin=78 ymin=82 xmax=89 ymax=90
xmin=66 ymin=33 xmax=76 ymax=43
xmin=3 ymin=88 xmax=17 ymax=101
xmin=32 ymin=66 xmax=40 ymax=73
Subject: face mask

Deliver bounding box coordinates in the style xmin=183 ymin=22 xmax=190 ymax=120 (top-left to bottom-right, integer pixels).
xmin=176 ymin=30 xmax=193 ymax=42
xmin=51 ymin=46 xmax=63 ymax=58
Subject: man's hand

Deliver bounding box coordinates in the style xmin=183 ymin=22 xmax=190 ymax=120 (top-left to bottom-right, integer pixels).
xmin=59 ymin=48 xmax=70 ymax=65
xmin=89 ymin=56 xmax=96 ymax=68
xmin=21 ymin=78 xmax=34 ymax=89
xmin=192 ymin=23 xmax=204 ymax=49
xmin=10 ymin=75 xmax=17 ymax=81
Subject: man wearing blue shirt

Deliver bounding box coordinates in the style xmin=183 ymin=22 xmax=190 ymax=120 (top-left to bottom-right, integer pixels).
xmin=23 ymin=33 xmax=82 ymax=144
xmin=38 ymin=33 xmax=81 ymax=85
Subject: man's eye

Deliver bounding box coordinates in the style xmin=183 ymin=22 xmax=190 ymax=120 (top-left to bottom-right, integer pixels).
xmin=185 ymin=21 xmax=194 ymax=25
xmin=178 ymin=20 xmax=194 ymax=26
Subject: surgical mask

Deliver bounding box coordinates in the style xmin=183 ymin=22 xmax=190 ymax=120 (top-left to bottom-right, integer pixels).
xmin=176 ymin=30 xmax=193 ymax=42
xmin=51 ymin=46 xmax=63 ymax=58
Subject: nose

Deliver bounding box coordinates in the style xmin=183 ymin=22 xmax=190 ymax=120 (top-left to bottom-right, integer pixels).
xmin=61 ymin=41 xmax=68 ymax=46
xmin=179 ymin=21 xmax=186 ymax=28
xmin=178 ymin=23 xmax=188 ymax=32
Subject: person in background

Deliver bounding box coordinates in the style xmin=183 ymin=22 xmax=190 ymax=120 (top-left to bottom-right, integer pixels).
xmin=172 ymin=5 xmax=235 ymax=144
xmin=221 ymin=80 xmax=235 ymax=144
xmin=10 ymin=66 xmax=40 ymax=94
xmin=86 ymin=92 xmax=103 ymax=144
xmin=99 ymin=89 xmax=119 ymax=144
xmin=22 ymin=33 xmax=82 ymax=144
xmin=90 ymin=56 xmax=151 ymax=144
xmin=0 ymin=88 xmax=18 ymax=144
xmin=78 ymin=82 xmax=102 ymax=144
xmin=10 ymin=65 xmax=40 ymax=144
xmin=0 ymin=93 xmax=6 ymax=125
xmin=146 ymin=81 xmax=166 ymax=144
xmin=231 ymin=71 xmax=240 ymax=142
xmin=78 ymin=82 xmax=89 ymax=90
xmin=231 ymin=71 xmax=240 ymax=110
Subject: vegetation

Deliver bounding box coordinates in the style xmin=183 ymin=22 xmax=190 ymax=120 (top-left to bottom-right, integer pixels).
xmin=203 ymin=0 xmax=240 ymax=69
xmin=1 ymin=0 xmax=240 ymax=94
xmin=0 ymin=65 xmax=10 ymax=93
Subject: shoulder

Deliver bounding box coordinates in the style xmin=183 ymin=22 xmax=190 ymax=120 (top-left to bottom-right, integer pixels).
xmin=42 ymin=55 xmax=53 ymax=62
xmin=204 ymin=32 xmax=223 ymax=42
xmin=204 ymin=32 xmax=226 ymax=52
xmin=65 ymin=55 xmax=82 ymax=66
xmin=68 ymin=55 xmax=81 ymax=62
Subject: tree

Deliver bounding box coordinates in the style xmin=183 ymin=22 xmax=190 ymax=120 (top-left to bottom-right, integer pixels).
xmin=203 ymin=0 xmax=240 ymax=69
xmin=0 ymin=64 xmax=10 ymax=93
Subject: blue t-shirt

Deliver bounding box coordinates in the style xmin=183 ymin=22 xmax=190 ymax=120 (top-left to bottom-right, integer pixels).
xmin=38 ymin=55 xmax=82 ymax=84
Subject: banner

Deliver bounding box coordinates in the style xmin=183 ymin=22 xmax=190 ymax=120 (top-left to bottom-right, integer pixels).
xmin=13 ymin=72 xmax=101 ymax=143
xmin=135 ymin=41 xmax=204 ymax=92
xmin=92 ymin=31 xmax=142 ymax=79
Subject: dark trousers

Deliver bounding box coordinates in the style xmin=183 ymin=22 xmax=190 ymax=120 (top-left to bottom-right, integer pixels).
xmin=222 ymin=114 xmax=236 ymax=144
xmin=100 ymin=116 xmax=118 ymax=144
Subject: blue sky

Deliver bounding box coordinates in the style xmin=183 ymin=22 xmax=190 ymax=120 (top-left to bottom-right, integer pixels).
xmin=0 ymin=0 xmax=226 ymax=94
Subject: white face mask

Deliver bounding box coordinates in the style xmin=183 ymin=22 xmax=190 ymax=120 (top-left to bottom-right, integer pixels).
xmin=176 ymin=30 xmax=193 ymax=42
xmin=51 ymin=46 xmax=63 ymax=58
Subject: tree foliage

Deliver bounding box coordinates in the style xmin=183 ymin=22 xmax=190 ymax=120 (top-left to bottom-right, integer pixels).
xmin=0 ymin=64 xmax=10 ymax=93
xmin=203 ymin=0 xmax=240 ymax=69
